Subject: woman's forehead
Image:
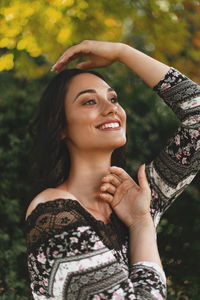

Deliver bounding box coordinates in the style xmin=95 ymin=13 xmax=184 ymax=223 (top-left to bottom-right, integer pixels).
xmin=65 ymin=73 xmax=112 ymax=102
xmin=68 ymin=73 xmax=110 ymax=91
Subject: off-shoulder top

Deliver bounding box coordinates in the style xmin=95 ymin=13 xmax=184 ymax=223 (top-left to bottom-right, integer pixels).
xmin=26 ymin=68 xmax=200 ymax=299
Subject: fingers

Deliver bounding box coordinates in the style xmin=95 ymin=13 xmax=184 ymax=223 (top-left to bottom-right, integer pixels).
xmin=99 ymin=192 xmax=114 ymax=205
xmin=101 ymin=173 xmax=121 ymax=187
xmin=109 ymin=166 xmax=132 ymax=182
xmin=100 ymin=182 xmax=116 ymax=195
xmin=137 ymin=164 xmax=150 ymax=190
xmin=100 ymin=172 xmax=120 ymax=207
xmin=77 ymin=61 xmax=94 ymax=70
xmin=51 ymin=43 xmax=89 ymax=71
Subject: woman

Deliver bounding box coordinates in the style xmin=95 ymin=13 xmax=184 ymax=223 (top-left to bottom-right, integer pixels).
xmin=26 ymin=41 xmax=200 ymax=299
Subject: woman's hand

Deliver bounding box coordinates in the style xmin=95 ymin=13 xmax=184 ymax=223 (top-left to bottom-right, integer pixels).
xmin=51 ymin=40 xmax=124 ymax=72
xmin=51 ymin=39 xmax=170 ymax=87
xmin=100 ymin=164 xmax=152 ymax=229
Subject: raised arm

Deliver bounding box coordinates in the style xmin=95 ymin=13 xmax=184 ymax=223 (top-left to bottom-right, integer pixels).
xmin=117 ymin=44 xmax=170 ymax=87
xmin=145 ymin=68 xmax=200 ymax=226
xmin=51 ymin=40 xmax=170 ymax=87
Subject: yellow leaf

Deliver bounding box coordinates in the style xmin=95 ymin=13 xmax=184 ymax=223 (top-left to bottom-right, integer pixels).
xmin=29 ymin=46 xmax=42 ymax=57
xmin=17 ymin=39 xmax=27 ymax=50
xmin=0 ymin=53 xmax=14 ymax=71
xmin=0 ymin=37 xmax=9 ymax=48
xmin=57 ymin=27 xmax=71 ymax=44
xmin=50 ymin=0 xmax=75 ymax=8
xmin=6 ymin=26 xmax=21 ymax=38
xmin=45 ymin=7 xmax=62 ymax=23
xmin=78 ymin=0 xmax=88 ymax=9
xmin=105 ymin=18 xmax=117 ymax=27
xmin=1 ymin=5 xmax=18 ymax=21
xmin=22 ymin=6 xmax=35 ymax=18
xmin=17 ymin=35 xmax=41 ymax=57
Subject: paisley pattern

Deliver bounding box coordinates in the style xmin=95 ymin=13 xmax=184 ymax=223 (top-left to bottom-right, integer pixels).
xmin=26 ymin=68 xmax=200 ymax=299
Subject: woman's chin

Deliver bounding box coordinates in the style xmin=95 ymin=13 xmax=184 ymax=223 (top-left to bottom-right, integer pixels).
xmin=110 ymin=138 xmax=127 ymax=149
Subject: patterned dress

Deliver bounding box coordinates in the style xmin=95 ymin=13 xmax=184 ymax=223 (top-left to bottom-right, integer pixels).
xmin=26 ymin=68 xmax=200 ymax=299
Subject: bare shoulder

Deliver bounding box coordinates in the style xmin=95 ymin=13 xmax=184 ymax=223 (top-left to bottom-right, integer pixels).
xmin=25 ymin=188 xmax=76 ymax=220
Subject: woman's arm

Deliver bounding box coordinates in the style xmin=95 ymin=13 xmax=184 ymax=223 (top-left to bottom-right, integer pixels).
xmin=145 ymin=68 xmax=200 ymax=226
xmin=118 ymin=44 xmax=170 ymax=88
xmin=51 ymin=40 xmax=170 ymax=87
xmin=128 ymin=213 xmax=161 ymax=265
xmin=99 ymin=164 xmax=167 ymax=298
xmin=100 ymin=164 xmax=162 ymax=267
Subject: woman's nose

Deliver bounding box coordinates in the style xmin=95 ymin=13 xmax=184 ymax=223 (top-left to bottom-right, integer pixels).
xmin=102 ymin=101 xmax=118 ymax=116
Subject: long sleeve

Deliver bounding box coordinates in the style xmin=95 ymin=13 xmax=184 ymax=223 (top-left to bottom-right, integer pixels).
xmin=146 ymin=68 xmax=200 ymax=227
xmin=26 ymin=199 xmax=167 ymax=299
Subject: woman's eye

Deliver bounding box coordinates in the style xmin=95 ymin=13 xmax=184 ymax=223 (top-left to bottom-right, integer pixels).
xmin=83 ymin=99 xmax=96 ymax=105
xmin=110 ymin=97 xmax=118 ymax=103
xmin=82 ymin=97 xmax=118 ymax=105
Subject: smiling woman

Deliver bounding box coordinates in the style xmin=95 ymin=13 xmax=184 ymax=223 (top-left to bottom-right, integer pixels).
xmin=25 ymin=40 xmax=200 ymax=299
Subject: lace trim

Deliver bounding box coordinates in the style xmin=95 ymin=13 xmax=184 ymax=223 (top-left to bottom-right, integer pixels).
xmin=26 ymin=198 xmax=113 ymax=227
xmin=153 ymin=148 xmax=200 ymax=188
xmin=26 ymin=199 xmax=129 ymax=259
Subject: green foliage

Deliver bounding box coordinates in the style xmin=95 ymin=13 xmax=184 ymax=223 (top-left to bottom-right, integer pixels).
xmin=0 ymin=71 xmax=49 ymax=298
xmin=0 ymin=0 xmax=200 ymax=299
xmin=1 ymin=0 xmax=200 ymax=80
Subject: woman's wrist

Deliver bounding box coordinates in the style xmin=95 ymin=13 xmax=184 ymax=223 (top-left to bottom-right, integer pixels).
xmin=128 ymin=213 xmax=162 ymax=266
xmin=116 ymin=43 xmax=131 ymax=62
xmin=128 ymin=213 xmax=154 ymax=233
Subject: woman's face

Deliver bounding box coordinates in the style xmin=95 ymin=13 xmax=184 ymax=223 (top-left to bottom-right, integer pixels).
xmin=62 ymin=73 xmax=126 ymax=154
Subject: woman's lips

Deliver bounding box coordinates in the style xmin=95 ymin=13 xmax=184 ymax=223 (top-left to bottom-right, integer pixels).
xmin=98 ymin=127 xmax=121 ymax=131
xmin=98 ymin=123 xmax=121 ymax=130
xmin=96 ymin=120 xmax=121 ymax=130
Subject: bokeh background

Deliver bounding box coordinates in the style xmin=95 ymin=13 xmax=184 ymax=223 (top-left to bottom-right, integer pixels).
xmin=0 ymin=0 xmax=200 ymax=299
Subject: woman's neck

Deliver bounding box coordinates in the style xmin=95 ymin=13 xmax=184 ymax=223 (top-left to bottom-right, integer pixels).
xmin=63 ymin=151 xmax=112 ymax=212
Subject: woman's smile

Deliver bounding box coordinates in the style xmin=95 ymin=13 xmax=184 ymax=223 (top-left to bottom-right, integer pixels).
xmin=96 ymin=119 xmax=121 ymax=130
xmin=97 ymin=123 xmax=120 ymax=130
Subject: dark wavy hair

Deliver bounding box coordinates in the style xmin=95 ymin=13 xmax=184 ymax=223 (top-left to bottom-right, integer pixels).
xmin=29 ymin=69 xmax=126 ymax=198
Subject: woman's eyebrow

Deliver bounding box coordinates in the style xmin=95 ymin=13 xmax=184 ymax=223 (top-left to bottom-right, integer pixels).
xmin=73 ymin=87 xmax=116 ymax=102
xmin=73 ymin=89 xmax=96 ymax=102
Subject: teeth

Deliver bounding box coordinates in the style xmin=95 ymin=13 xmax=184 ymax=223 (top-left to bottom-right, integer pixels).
xmin=99 ymin=122 xmax=120 ymax=130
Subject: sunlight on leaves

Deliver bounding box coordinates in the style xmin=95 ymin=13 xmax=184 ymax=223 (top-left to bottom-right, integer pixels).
xmin=0 ymin=53 xmax=14 ymax=71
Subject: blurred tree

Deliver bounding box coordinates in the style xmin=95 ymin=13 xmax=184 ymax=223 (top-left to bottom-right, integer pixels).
xmin=0 ymin=0 xmax=200 ymax=298
xmin=0 ymin=0 xmax=200 ymax=80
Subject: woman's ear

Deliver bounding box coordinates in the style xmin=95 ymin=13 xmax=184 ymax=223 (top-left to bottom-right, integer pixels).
xmin=61 ymin=128 xmax=68 ymax=140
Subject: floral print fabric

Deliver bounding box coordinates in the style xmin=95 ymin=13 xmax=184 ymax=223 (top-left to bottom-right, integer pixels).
xmin=148 ymin=68 xmax=200 ymax=227
xmin=27 ymin=215 xmax=166 ymax=299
